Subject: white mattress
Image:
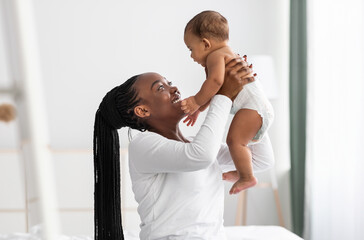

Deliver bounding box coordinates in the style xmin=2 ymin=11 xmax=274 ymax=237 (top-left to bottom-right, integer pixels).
xmin=225 ymin=226 xmax=303 ymax=240
xmin=0 ymin=226 xmax=303 ymax=240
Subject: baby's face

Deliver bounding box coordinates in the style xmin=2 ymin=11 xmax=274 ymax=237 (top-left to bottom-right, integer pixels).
xmin=184 ymin=32 xmax=209 ymax=67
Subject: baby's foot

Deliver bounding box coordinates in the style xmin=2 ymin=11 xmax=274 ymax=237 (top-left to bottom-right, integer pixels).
xmin=222 ymin=171 xmax=240 ymax=182
xmin=229 ymin=176 xmax=257 ymax=195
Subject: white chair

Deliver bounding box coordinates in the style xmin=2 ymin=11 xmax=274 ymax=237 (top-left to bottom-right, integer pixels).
xmin=235 ymin=168 xmax=285 ymax=227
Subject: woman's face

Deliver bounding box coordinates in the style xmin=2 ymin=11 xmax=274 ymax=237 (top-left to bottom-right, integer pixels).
xmin=133 ymin=72 xmax=185 ymax=125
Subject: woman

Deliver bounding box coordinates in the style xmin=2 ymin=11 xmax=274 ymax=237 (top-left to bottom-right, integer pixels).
xmin=93 ymin=58 xmax=274 ymax=240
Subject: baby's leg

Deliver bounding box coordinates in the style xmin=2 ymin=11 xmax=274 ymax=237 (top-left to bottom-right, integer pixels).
xmin=226 ymin=109 xmax=262 ymax=194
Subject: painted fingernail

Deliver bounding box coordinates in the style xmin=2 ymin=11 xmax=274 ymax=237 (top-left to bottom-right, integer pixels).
xmin=254 ymin=73 xmax=257 ymax=76
xmin=249 ymin=64 xmax=253 ymax=68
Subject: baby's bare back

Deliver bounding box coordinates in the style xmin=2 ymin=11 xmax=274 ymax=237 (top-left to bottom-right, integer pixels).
xmin=215 ymin=46 xmax=239 ymax=64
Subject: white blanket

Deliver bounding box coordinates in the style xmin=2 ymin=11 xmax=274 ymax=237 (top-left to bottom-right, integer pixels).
xmin=0 ymin=225 xmax=303 ymax=240
xmin=225 ymin=226 xmax=303 ymax=240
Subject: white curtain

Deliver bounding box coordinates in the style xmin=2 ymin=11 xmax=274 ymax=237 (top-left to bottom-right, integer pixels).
xmin=305 ymin=1 xmax=364 ymax=240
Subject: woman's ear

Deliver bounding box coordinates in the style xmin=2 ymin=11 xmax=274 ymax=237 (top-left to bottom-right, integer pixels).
xmin=202 ymin=38 xmax=211 ymax=50
xmin=134 ymin=105 xmax=151 ymax=118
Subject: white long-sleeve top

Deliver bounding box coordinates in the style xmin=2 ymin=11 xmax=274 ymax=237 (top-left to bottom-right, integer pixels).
xmin=128 ymin=95 xmax=274 ymax=240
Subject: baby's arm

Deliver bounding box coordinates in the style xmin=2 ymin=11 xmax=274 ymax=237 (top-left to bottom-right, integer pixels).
xmin=196 ymin=55 xmax=225 ymax=105
xmin=181 ymin=53 xmax=225 ymax=114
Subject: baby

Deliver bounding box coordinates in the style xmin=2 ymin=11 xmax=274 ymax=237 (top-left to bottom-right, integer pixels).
xmin=181 ymin=10 xmax=274 ymax=194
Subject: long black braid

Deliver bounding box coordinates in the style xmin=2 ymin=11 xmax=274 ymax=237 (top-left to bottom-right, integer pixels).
xmin=93 ymin=74 xmax=148 ymax=240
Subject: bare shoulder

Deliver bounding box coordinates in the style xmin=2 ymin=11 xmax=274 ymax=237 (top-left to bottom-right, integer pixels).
xmin=207 ymin=46 xmax=237 ymax=63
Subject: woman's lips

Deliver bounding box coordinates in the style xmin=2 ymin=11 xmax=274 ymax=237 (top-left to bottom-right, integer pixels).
xmin=172 ymin=98 xmax=181 ymax=104
xmin=172 ymin=93 xmax=181 ymax=104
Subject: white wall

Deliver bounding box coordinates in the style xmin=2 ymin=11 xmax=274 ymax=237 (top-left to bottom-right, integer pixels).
xmin=0 ymin=0 xmax=291 ymax=235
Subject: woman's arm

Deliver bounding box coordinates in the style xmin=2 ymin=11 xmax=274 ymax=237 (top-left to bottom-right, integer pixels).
xmin=129 ymin=57 xmax=254 ymax=173
xmin=129 ymin=95 xmax=232 ymax=173
xmin=218 ymin=57 xmax=255 ymax=100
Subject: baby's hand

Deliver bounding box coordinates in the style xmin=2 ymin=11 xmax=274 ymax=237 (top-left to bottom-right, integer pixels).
xmin=183 ymin=110 xmax=200 ymax=127
xmin=181 ymin=96 xmax=200 ymax=114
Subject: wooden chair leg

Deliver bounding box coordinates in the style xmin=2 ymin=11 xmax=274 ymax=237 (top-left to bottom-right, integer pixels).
xmin=273 ymin=189 xmax=285 ymax=227
xmin=235 ymin=192 xmax=242 ymax=225
xmin=235 ymin=190 xmax=248 ymax=225
xmin=242 ymin=190 xmax=248 ymax=225
xmin=235 ymin=168 xmax=285 ymax=227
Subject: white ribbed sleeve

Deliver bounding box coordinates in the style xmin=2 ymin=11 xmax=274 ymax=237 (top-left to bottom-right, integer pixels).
xmin=129 ymin=95 xmax=232 ymax=173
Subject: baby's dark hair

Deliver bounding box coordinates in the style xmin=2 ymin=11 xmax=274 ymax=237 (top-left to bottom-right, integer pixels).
xmin=185 ymin=10 xmax=229 ymax=41
xmin=93 ymin=74 xmax=147 ymax=240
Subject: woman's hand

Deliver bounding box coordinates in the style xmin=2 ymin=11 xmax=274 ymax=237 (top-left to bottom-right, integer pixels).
xmin=222 ymin=171 xmax=240 ymax=182
xmin=218 ymin=56 xmax=255 ymax=101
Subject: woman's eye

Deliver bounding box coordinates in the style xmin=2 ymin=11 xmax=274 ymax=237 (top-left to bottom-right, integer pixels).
xmin=158 ymin=85 xmax=165 ymax=91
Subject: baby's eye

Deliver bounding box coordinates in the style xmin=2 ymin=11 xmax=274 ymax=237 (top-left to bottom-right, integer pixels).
xmin=168 ymin=81 xmax=172 ymax=86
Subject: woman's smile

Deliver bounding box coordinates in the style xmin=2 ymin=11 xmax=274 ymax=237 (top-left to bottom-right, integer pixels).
xmin=133 ymin=72 xmax=186 ymax=122
xmin=172 ymin=92 xmax=182 ymax=104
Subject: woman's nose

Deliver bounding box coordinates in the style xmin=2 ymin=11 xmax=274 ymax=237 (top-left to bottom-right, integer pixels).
xmin=170 ymin=86 xmax=179 ymax=94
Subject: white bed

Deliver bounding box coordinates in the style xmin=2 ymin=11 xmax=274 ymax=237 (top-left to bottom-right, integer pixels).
xmin=0 ymin=225 xmax=303 ymax=240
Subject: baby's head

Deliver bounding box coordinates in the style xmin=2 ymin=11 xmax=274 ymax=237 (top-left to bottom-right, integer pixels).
xmin=184 ymin=10 xmax=229 ymax=66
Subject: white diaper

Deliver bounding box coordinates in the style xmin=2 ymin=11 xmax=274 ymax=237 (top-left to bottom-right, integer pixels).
xmin=230 ymin=80 xmax=274 ymax=144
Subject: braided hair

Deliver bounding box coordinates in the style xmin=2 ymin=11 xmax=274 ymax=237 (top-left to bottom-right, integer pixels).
xmin=93 ymin=74 xmax=148 ymax=240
